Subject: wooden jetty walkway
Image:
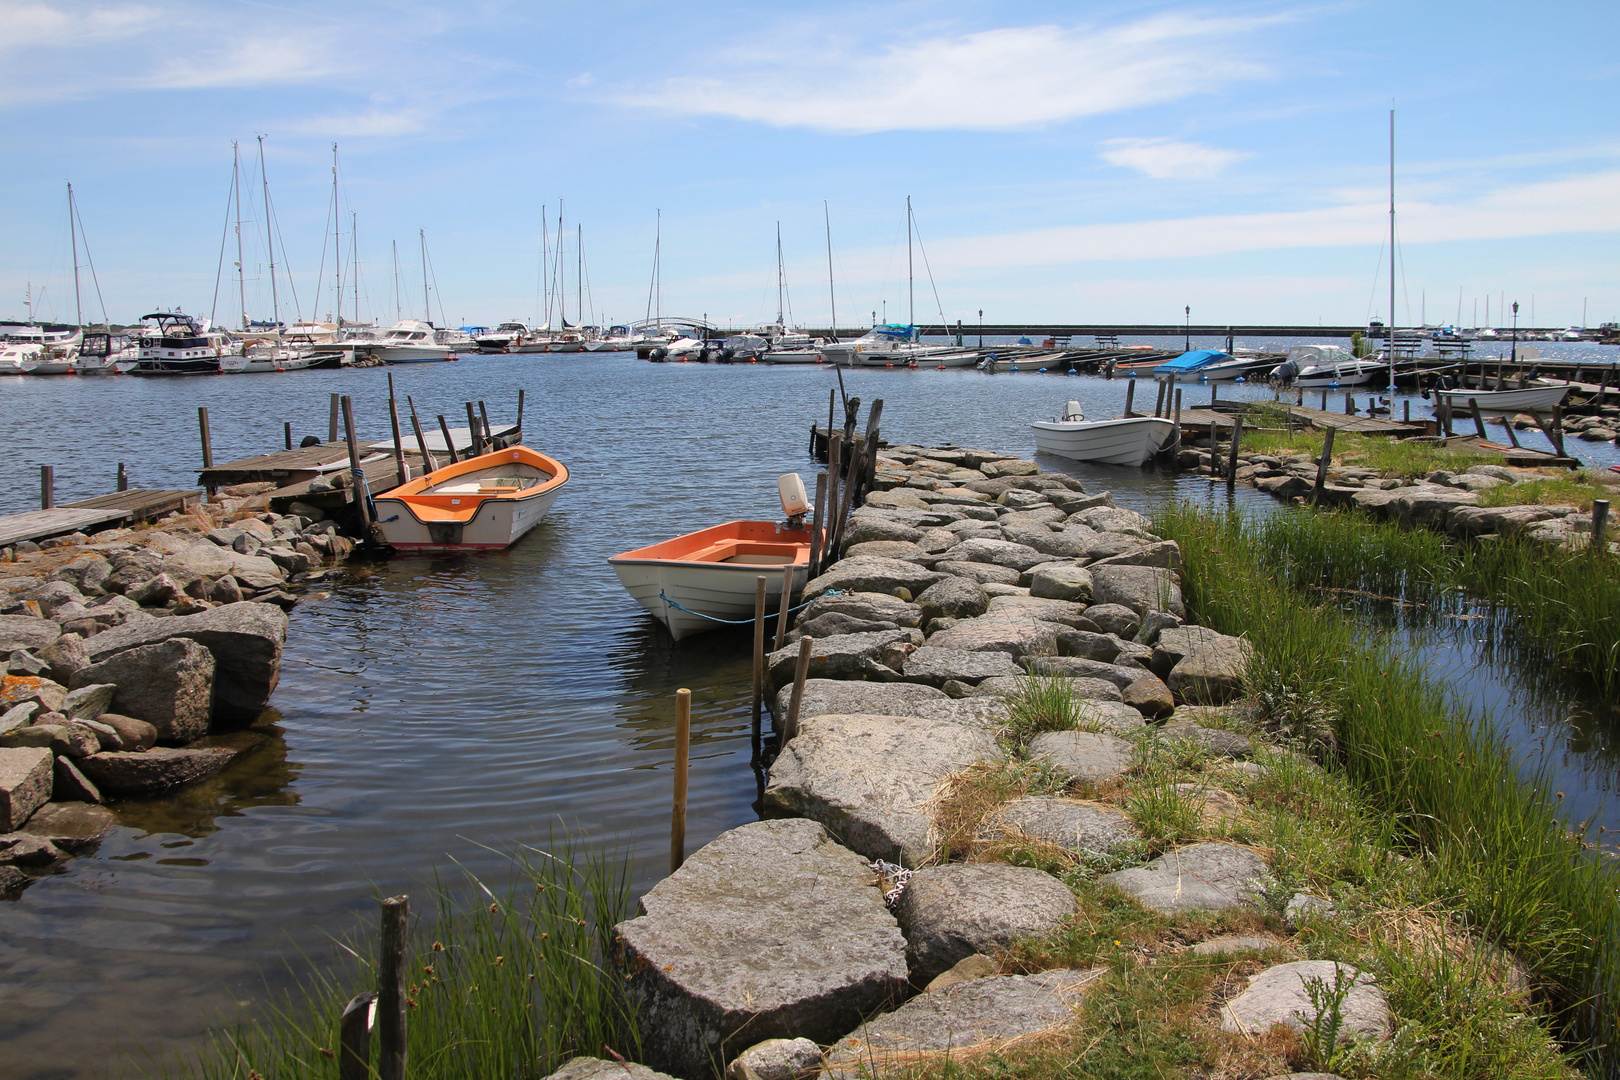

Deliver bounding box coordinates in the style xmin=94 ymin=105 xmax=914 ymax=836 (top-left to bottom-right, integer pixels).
xmin=0 ymin=488 xmax=201 ymax=547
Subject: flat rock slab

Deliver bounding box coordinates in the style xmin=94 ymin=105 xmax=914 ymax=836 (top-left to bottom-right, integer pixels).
xmin=933 ymin=561 xmax=1021 ymax=586
xmin=1089 ymin=566 xmax=1184 ymax=618
xmin=895 ymin=863 xmax=1077 ymax=982
xmin=1160 ymin=721 xmax=1254 ymax=759
xmin=981 ymin=796 xmax=1141 ymax=855
xmin=1028 ymin=730 xmax=1137 ymax=783
xmin=971 ymin=675 xmax=1124 ymax=703
xmin=1100 ymin=842 xmax=1266 ymax=914
xmin=765 ymin=629 xmax=919 ymax=687
xmin=901 ymin=646 xmax=1023 ymax=687
xmin=0 ymin=615 xmax=63 ymax=653
xmin=765 ymin=714 xmax=1003 ymax=866
xmin=545 ymin=1058 xmax=680 ymax=1080
xmin=615 ymin=819 xmax=907 ymax=1079
xmin=77 ymin=746 xmax=236 ymax=798
xmin=0 ymin=746 xmax=54 ymax=831
xmin=800 ymin=558 xmax=947 ymax=603
xmin=925 ymin=615 xmax=1066 ymax=659
xmin=15 ymin=801 xmax=118 ymax=851
xmin=908 ymin=697 xmax=1012 ymax=730
xmin=772 ymin=679 xmax=946 ymax=724
xmin=826 ymin=969 xmax=1104 ymax=1078
xmin=1191 ymin=935 xmax=1288 ymax=956
xmin=1220 ymin=961 xmax=1390 ymax=1041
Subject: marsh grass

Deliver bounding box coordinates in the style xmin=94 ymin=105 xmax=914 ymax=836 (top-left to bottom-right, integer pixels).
xmin=1002 ymin=672 xmax=1088 ymax=740
xmin=152 ymin=841 xmax=637 ymax=1080
xmin=1228 ymin=425 xmax=1503 ymax=477
xmin=1156 ymin=502 xmax=1620 ymax=1072
xmin=1478 ymin=475 xmax=1603 ymax=511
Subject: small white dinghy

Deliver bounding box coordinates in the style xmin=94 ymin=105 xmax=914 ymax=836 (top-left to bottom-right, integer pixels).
xmin=1032 ymin=401 xmax=1177 ymax=466
xmin=373 ymin=445 xmax=569 ymax=552
xmin=1434 ymin=383 xmax=1571 ymax=415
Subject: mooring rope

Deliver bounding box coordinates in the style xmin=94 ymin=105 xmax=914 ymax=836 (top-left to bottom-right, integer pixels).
xmin=656 ymin=589 xmax=839 ymax=625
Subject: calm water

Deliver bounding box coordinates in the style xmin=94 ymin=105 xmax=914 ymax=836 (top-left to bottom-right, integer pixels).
xmin=0 ymin=343 xmax=1615 ymax=1079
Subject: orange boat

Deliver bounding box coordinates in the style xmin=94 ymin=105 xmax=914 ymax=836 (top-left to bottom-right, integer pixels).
xmin=372 ymin=445 xmax=569 ymax=552
xmin=608 ymin=476 xmax=814 ymax=640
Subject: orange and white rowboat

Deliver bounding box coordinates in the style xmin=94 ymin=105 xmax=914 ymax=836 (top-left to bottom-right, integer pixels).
xmin=373 ymin=445 xmax=569 ymax=552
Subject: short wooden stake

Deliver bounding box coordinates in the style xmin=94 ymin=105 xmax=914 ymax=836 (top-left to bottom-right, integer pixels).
xmin=328 ymin=393 xmax=341 ymax=443
xmin=1550 ymin=405 xmax=1568 ymax=459
xmin=1345 ymin=393 xmax=1355 ymax=415
xmin=1153 ymin=379 xmax=1167 ymax=419
xmin=1320 ymin=389 xmax=1329 ymax=411
xmin=1594 ymin=500 xmax=1611 ymax=552
xmin=774 ymin=563 xmax=794 ymax=652
xmin=386 ymin=373 xmax=407 ymax=484
xmin=116 ymin=462 xmax=127 ymax=492
xmin=1312 ymin=426 xmax=1337 ymax=504
xmin=284 ymin=421 xmax=293 ymax=450
xmin=671 ymin=688 xmax=690 ymax=873
xmin=823 ymin=436 xmax=843 ymax=571
xmin=338 ymin=992 xmax=377 ymax=1080
xmin=751 ymin=576 xmax=767 ymax=727
xmin=40 ymin=465 xmax=54 ymax=509
xmin=784 ymin=635 xmax=814 ymax=742
xmin=377 ymin=896 xmax=408 ymax=1080
xmin=1124 ymin=378 xmax=1137 ymax=417
xmin=198 ymin=406 xmax=214 ymax=468
xmin=1225 ymin=416 xmax=1243 ymax=493
xmin=478 ymin=400 xmax=494 ymax=446
xmin=1403 ymin=400 xmax=1411 ymax=424
xmin=1171 ymin=388 xmax=1183 ymax=453
xmin=1468 ymin=398 xmax=1489 ymax=440
xmin=436 ymin=415 xmax=460 ymax=464
xmin=465 ymin=402 xmax=484 ymax=455
xmin=341 ymin=396 xmax=372 ymax=531
xmin=807 ymin=472 xmax=828 ymax=572
xmin=515 ymin=388 xmax=525 ymax=439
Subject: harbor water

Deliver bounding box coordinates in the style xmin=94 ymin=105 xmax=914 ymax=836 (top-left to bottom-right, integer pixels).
xmin=0 ymin=344 xmax=1616 ymax=1079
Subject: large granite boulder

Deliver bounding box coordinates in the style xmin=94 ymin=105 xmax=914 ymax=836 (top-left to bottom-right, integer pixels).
xmin=1089 ymin=566 xmax=1183 ymax=618
xmin=900 ymin=647 xmax=1023 ymax=688
xmin=825 ymin=969 xmax=1103 ymax=1079
xmin=1388 ymin=484 xmax=1479 ymax=528
xmin=615 ymin=819 xmax=908 ymax=1079
xmin=937 ymin=539 xmax=1054 ymax=573
xmin=1022 ymin=655 xmax=1146 ymax=689
xmin=764 ymin=714 xmax=1002 ymax=866
xmin=980 ymin=796 xmax=1141 ymax=855
xmin=1166 ymin=636 xmax=1253 ymax=704
xmin=764 ymin=629 xmax=919 ymax=687
xmin=844 ymin=541 xmax=930 ymax=563
xmin=545 ymin=1059 xmax=678 ymax=1080
xmin=0 ymin=747 xmax=53 ymax=831
xmin=926 ymin=615 xmax=1065 ymax=660
xmin=0 ymin=615 xmax=61 ymax=653
xmin=931 ymin=560 xmax=1021 ymax=586
xmin=1027 ymin=563 xmax=1093 ymax=602
xmin=840 ymin=516 xmax=924 ymax=549
xmin=83 ymin=603 xmax=287 ymax=723
xmin=77 ymin=746 xmax=236 ymax=798
xmin=37 ymin=634 xmax=90 ymax=685
xmin=1149 ymin=625 xmax=1228 ymax=678
xmin=985 ymin=595 xmax=1089 ymax=628
xmin=895 ymin=864 xmax=1078 ymax=982
xmin=914 ymin=577 xmax=990 ymax=625
xmin=1100 ymin=842 xmax=1266 ymax=913
xmin=14 ymin=800 xmax=118 ymax=851
xmin=970 ymin=675 xmax=1124 ymax=703
xmin=1089 ymin=540 xmax=1183 ymax=571
xmin=1071 ymin=506 xmax=1154 ymax=534
xmin=163 ymin=543 xmax=285 ymax=590
xmin=724 ymin=1038 xmax=821 ymax=1080
xmin=800 ymin=558 xmax=947 ymax=603
xmin=1028 ymin=729 xmax=1139 ymax=782
xmin=793 ymin=592 xmax=921 ymax=630
xmin=1219 ymin=961 xmax=1390 ymax=1042
xmin=772 ymin=679 xmax=947 ymax=724
xmin=70 ymin=638 xmax=216 ymax=744
xmin=1074 ymin=603 xmax=1141 ymax=638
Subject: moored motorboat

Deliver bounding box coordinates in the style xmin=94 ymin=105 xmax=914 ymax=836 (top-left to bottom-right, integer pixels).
xmin=608 ymin=476 xmax=814 ymax=641
xmin=1031 ymin=401 xmax=1177 ymax=466
xmin=1434 ymin=383 xmax=1571 ymax=415
xmin=372 ymin=445 xmax=569 ymax=552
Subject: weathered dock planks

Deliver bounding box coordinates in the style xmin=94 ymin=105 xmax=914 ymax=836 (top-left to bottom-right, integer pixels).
xmin=0 ymin=488 xmax=202 ymax=547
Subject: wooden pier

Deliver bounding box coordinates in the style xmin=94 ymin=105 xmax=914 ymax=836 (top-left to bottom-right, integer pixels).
xmin=0 ymin=488 xmax=201 ymax=548
xmin=1174 ymin=405 xmax=1422 ymax=437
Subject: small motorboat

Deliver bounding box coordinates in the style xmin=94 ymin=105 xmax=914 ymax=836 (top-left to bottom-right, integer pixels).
xmin=1434 ymin=383 xmax=1571 ymax=415
xmin=1031 ymin=401 xmax=1177 ymax=466
xmin=608 ymin=475 xmax=814 ymax=641
xmin=372 ymin=445 xmax=569 ymax=552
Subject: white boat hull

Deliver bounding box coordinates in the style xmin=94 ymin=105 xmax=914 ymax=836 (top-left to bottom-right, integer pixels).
xmin=610 ymin=559 xmax=804 ymax=641
xmin=1436 ymin=385 xmax=1571 ymax=414
xmin=1295 ymin=360 xmax=1386 ymax=387
xmin=1031 ymin=416 xmax=1176 ymax=466
xmin=373 ymin=483 xmax=565 ymax=551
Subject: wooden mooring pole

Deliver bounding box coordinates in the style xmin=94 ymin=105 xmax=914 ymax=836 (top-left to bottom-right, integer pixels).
xmin=465 ymin=402 xmax=484 ymax=455
xmin=406 ymin=396 xmax=435 ymax=473
xmin=116 ymin=462 xmax=127 ymax=492
xmin=751 ymin=576 xmax=767 ymax=730
xmin=774 ymin=563 xmax=794 ymax=652
xmin=377 ymin=896 xmax=408 ymax=1080
xmin=807 ymin=472 xmax=827 ymax=573
xmin=284 ymin=422 xmax=293 ymax=451
xmin=341 ymin=396 xmax=372 ymax=533
xmin=1593 ymin=500 xmax=1610 ymax=553
xmin=436 ymin=415 xmax=460 ymax=464
xmin=40 ymin=465 xmax=53 ymax=509
xmin=1124 ymin=379 xmax=1137 ymax=417
xmin=328 ymin=393 xmax=341 ymax=443
xmin=783 ymin=636 xmax=814 ymax=742
xmin=338 ymin=992 xmax=377 ymax=1080
xmin=1225 ymin=416 xmax=1244 ymax=493
xmin=386 ymin=373 xmax=407 ymax=484
xmin=1312 ymin=427 xmax=1337 ymax=504
xmin=671 ymin=688 xmax=690 ymax=873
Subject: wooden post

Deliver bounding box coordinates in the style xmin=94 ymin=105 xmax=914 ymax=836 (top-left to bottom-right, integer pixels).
xmin=807 ymin=472 xmax=827 ymax=573
xmin=515 ymin=388 xmax=525 ymax=439
xmin=1152 ymin=379 xmax=1167 ymax=419
xmin=783 ymin=635 xmax=814 ymax=742
xmin=338 ymin=992 xmax=377 ymax=1080
xmin=829 ymin=436 xmax=864 ymax=555
xmin=774 ymin=563 xmax=794 ymax=651
xmin=671 ymin=688 xmax=690 ymax=873
xmin=465 ymin=402 xmax=484 ymax=455
xmin=478 ymin=400 xmax=493 ymax=445
xmin=1124 ymin=379 xmax=1137 ymax=417
xmin=1502 ymin=417 xmax=1522 ymax=448
xmin=1403 ymin=400 xmax=1410 ymax=424
xmin=436 ymin=415 xmax=460 ymax=464
xmin=198 ymin=406 xmax=214 ymax=468
xmin=1468 ymin=398 xmax=1489 ymax=440
xmin=1440 ymin=397 xmax=1453 ymax=438
xmin=377 ymin=896 xmax=408 ymax=1080
xmin=407 ymin=395 xmax=435 ymax=473
xmin=862 ymin=398 xmax=884 ymax=496
xmin=826 ymin=388 xmax=836 ymax=459
xmin=116 ymin=462 xmax=127 ymax=492
xmin=284 ymin=421 xmax=293 ymax=451
xmin=328 ymin=393 xmax=341 ymax=443
xmin=1345 ymin=393 xmax=1355 ymax=415
xmin=1210 ymin=382 xmax=1217 ymax=408
xmin=1312 ymin=426 xmax=1336 ymax=504
xmin=1594 ymin=500 xmax=1610 ymax=552
xmin=751 ymin=576 xmax=767 ymax=729
xmin=341 ymin=396 xmax=372 ymax=531
xmin=1165 ymin=375 xmax=1177 ymax=421
xmin=1550 ymin=405 xmax=1568 ymax=460
xmin=386 ymin=373 xmax=407 ymax=484
xmin=1172 ymin=388 xmax=1183 ymax=453
xmin=1225 ymin=416 xmax=1243 ymax=492
xmin=823 ymin=435 xmax=843 ymax=570
xmin=1320 ymin=389 xmax=1329 ymax=411
xmin=40 ymin=465 xmax=53 ymax=509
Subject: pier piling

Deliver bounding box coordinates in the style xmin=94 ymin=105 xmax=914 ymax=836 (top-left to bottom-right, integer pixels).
xmin=328 ymin=393 xmax=340 ymax=444
xmin=436 ymin=415 xmax=459 ymax=464
xmin=807 ymin=472 xmax=827 ymax=572
xmin=784 ymin=636 xmax=814 ymax=742
xmin=774 ymin=563 xmax=793 ymax=652
xmin=284 ymin=422 xmax=293 ymax=451
xmin=406 ymin=396 xmax=435 ymax=473
xmin=671 ymin=688 xmax=690 ymax=874
xmin=338 ymin=992 xmax=376 ymax=1080
xmin=40 ymin=465 xmax=53 ymax=509
xmin=377 ymin=896 xmax=408 ymax=1080
xmin=386 ymin=374 xmax=406 ymax=483
xmin=116 ymin=462 xmax=127 ymax=492
xmin=1595 ymin=500 xmax=1610 ymax=553
xmin=1312 ymin=427 xmax=1337 ymax=504
xmin=752 ymin=576 xmax=767 ymax=730
xmin=1225 ymin=417 xmax=1243 ymax=493
xmin=340 ymin=396 xmax=372 ymax=533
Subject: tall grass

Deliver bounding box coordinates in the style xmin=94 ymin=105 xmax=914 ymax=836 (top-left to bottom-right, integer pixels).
xmin=1156 ymin=503 xmax=1620 ymax=1072
xmin=1228 ymin=424 xmax=1503 ymax=477
xmin=154 ymin=842 xmax=637 ymax=1080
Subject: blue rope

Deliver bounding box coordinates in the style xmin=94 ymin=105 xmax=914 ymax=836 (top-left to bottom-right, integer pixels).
xmin=656 ymin=589 xmax=840 ymax=625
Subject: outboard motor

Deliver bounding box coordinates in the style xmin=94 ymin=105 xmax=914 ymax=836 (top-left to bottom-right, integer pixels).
xmin=1061 ymin=400 xmax=1084 ymax=422
xmin=649 ymin=346 xmax=668 ymax=362
xmin=1270 ymin=359 xmax=1299 ymax=384
xmin=778 ymin=472 xmax=810 ymax=531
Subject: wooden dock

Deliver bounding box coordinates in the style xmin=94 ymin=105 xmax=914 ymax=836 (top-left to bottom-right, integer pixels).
xmin=1174 ymin=405 xmax=1421 ymax=437
xmin=0 ymin=488 xmax=202 ymax=547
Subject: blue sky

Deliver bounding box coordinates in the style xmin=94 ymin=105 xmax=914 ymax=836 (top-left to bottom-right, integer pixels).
xmin=2 ymin=0 xmax=1616 ymax=330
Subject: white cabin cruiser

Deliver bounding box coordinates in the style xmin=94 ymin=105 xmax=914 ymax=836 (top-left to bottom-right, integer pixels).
xmin=376 ymin=319 xmax=453 ymax=363
xmin=476 ymin=322 xmax=531 ymax=351
xmin=128 ymin=312 xmax=239 ymax=375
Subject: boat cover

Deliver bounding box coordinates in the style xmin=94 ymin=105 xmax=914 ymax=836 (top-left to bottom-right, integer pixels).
xmin=1154 ymin=349 xmax=1232 ymax=374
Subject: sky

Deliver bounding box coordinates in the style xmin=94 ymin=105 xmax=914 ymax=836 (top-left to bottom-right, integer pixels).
xmin=1 ymin=0 xmax=1617 ymax=331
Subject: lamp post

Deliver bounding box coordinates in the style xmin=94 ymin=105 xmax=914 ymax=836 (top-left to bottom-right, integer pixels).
xmin=1511 ymin=301 xmax=1519 ymax=364
xmin=1184 ymin=306 xmax=1190 ymax=352
xmin=979 ymin=309 xmax=984 ymax=348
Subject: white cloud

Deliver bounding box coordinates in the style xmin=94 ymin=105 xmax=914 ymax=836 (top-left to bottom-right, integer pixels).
xmin=284 ymin=107 xmax=430 ymax=138
xmin=0 ymin=0 xmax=159 ymax=52
xmin=1099 ymin=137 xmax=1249 ymax=179
xmin=609 ymin=12 xmax=1278 ymax=134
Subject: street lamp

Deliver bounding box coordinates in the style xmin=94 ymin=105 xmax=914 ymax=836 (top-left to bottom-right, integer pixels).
xmin=1511 ymin=301 xmax=1519 ymax=364
xmin=1184 ymin=306 xmax=1191 ymax=352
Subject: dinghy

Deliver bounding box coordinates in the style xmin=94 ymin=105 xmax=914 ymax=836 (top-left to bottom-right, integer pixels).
xmin=608 ymin=475 xmax=814 ymax=641
xmin=1031 ymin=401 xmax=1176 ymax=466
xmin=373 ymin=445 xmax=569 ymax=552
xmin=1433 ymin=384 xmax=1570 ymax=415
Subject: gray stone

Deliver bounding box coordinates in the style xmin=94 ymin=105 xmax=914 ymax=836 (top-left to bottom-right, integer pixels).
xmin=1160 ymin=721 xmax=1253 ymax=758
xmin=206 ymin=576 xmax=243 ymax=605
xmin=1029 ymin=730 xmax=1138 ymax=783
xmin=1071 ymin=506 xmax=1155 ymax=534
xmin=1149 ymin=625 xmax=1228 ymax=678
xmin=724 ymin=1037 xmax=821 ymax=1080
xmin=616 ymin=819 xmax=908 ymax=1079
xmin=60 ymin=683 xmax=116 ymax=722
xmin=105 ymin=551 xmax=165 ymax=594
xmin=0 ymin=675 xmax=66 ymax=714
xmin=0 ymin=832 xmax=66 ymax=866
xmin=1027 ymin=563 xmax=1093 ymax=602
xmin=914 ymin=528 xmax=960 ymax=555
xmin=1134 ymin=610 xmax=1182 ymax=646
xmin=981 ymin=797 xmax=1141 ymax=855
xmin=1022 ymin=655 xmax=1145 ymax=690
xmin=0 ymin=747 xmax=53 ymax=830
xmin=981 ymin=583 xmax=1029 ymax=598
xmin=1090 ymin=540 xmax=1183 ymax=571
xmin=926 ymin=615 xmax=1065 ymax=659
xmin=908 ymin=697 xmax=1012 ymax=729
xmin=72 ymin=638 xmax=217 ymax=743
xmin=971 ymin=675 xmax=1124 ymax=703
xmin=932 ymin=560 xmax=1021 ymax=586
xmin=794 ymin=592 xmax=921 ymax=629
xmin=787 ymin=611 xmax=898 ymax=642
xmin=0 ymin=615 xmax=62 ymax=653
xmin=826 ymin=969 xmax=1104 ymax=1078
xmin=1089 ymin=566 xmax=1183 ymax=618
xmin=1285 ymin=893 xmax=1338 ymax=930
xmin=800 ymin=558 xmax=947 ymax=603
xmin=0 ymin=702 xmax=38 ymax=736
xmin=14 ymin=801 xmax=117 ymax=851
xmin=923 ymin=953 xmax=1000 ymax=992
xmin=764 ymin=714 xmax=1002 ymax=866
xmin=7 ymin=649 xmax=47 ymax=676
xmin=896 ymin=864 xmax=1078 ymax=982
xmin=28 ymin=580 xmax=86 ymax=617
xmin=1122 ymin=674 xmax=1176 ymax=718
xmin=1167 ymin=636 xmax=1253 ymax=705
xmin=82 ymin=602 xmax=286 ymax=723
xmin=1075 ymin=603 xmax=1140 ymax=638
xmin=914 ymin=576 xmax=990 ymax=625
xmin=129 ymin=572 xmax=184 ymax=607
xmin=1056 ymin=629 xmax=1130 ymax=663
xmin=53 ymin=755 xmax=102 ymax=802
xmin=900 ymin=647 xmax=1023 ymax=688
xmin=1219 ymin=961 xmax=1389 ymax=1041
xmin=163 ymin=544 xmax=284 ymax=590
xmin=1191 ymin=935 xmax=1286 ymax=956
xmin=1388 ymin=484 xmax=1479 ymax=528
xmin=77 ymin=746 xmax=236 ymax=797
xmin=937 ymin=538 xmax=1055 ymax=573
xmin=1000 ymin=506 xmax=1065 ymax=528
xmin=765 ymin=629 xmax=918 ymax=687
xmin=76 ymin=717 xmax=125 ymax=751
xmin=0 ymin=863 xmax=29 ymax=893
xmin=844 ymin=540 xmax=930 ymax=563
xmin=37 ymin=633 xmax=90 ymax=685
xmin=545 ymin=1058 xmax=679 ymax=1080
xmin=94 ymin=713 xmax=158 ymax=752
xmin=1101 ymin=842 xmax=1266 ymax=913
xmin=986 ymin=595 xmax=1088 ymax=628
xmin=864 ymin=488 xmax=933 ymax=511
xmin=841 ymin=517 xmax=924 ymax=549
xmin=771 ymin=679 xmax=947 ymax=724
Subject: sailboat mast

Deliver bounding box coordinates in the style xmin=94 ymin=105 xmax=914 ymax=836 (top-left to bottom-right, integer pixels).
xmin=67 ymin=183 xmax=83 ymax=328
xmin=257 ymin=135 xmax=279 ymax=325
xmin=577 ymin=223 xmax=582 ymax=329
xmin=824 ymin=201 xmax=837 ymax=344
xmin=558 ymin=202 xmax=566 ymax=327
xmin=420 ymin=229 xmax=430 ymax=323
xmin=540 ymin=206 xmax=550 ymax=327
xmin=776 ymin=222 xmax=785 ymax=327
xmin=351 ymin=212 xmax=360 ymax=326
xmin=906 ymin=196 xmax=915 ymax=340
xmin=233 ymin=142 xmax=247 ymax=330
xmin=1388 ymin=108 xmax=1396 ymax=391
xmin=331 ymin=144 xmax=342 ymax=325
xmin=392 ymin=239 xmax=401 ymax=321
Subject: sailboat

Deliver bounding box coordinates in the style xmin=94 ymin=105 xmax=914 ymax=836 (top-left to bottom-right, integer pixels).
xmin=820 ymin=197 xmax=959 ymax=366
xmin=759 ymin=223 xmax=818 ymax=363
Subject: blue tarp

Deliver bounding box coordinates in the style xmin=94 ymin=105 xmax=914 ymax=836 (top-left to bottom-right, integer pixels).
xmin=1154 ymin=349 xmax=1232 ymax=374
